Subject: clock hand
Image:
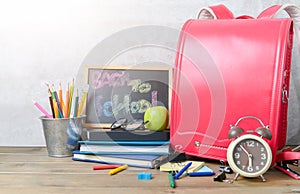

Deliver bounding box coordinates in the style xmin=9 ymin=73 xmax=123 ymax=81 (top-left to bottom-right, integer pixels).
xmin=248 ymin=154 xmax=253 ymax=168
xmin=239 ymin=144 xmax=250 ymax=156
xmin=240 ymin=144 xmax=253 ymax=169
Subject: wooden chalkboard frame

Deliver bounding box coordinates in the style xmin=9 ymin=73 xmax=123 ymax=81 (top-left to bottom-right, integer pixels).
xmin=83 ymin=65 xmax=172 ymax=128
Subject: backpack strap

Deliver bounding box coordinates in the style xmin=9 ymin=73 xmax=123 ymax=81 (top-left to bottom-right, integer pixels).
xmin=258 ymin=4 xmax=300 ymax=37
xmin=197 ymin=4 xmax=234 ymax=19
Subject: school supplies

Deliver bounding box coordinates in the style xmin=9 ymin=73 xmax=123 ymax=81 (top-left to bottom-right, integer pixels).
xmin=109 ymin=164 xmax=128 ymax=175
xmin=173 ymin=161 xmax=192 ymax=179
xmin=168 ymin=172 xmax=176 ymax=188
xmin=78 ymin=140 xmax=170 ymax=155
xmin=77 ymin=91 xmax=87 ymax=117
xmin=33 ymin=100 xmax=52 ymax=118
xmin=93 ymin=165 xmax=120 ymax=170
xmin=188 ymin=166 xmax=215 ymax=177
xmin=85 ymin=128 xmax=170 ymax=141
xmin=137 ymin=172 xmax=152 ymax=180
xmin=159 ymin=161 xmax=205 ymax=173
xmin=170 ymin=4 xmax=300 ymax=168
xmin=37 ymin=80 xmax=87 ymax=119
xmin=72 ymin=151 xmax=168 ymax=169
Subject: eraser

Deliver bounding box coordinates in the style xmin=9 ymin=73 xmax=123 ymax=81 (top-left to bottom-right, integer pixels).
xmin=137 ymin=172 xmax=152 ymax=180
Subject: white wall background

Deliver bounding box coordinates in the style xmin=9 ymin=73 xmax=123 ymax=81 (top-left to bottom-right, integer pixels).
xmin=0 ymin=0 xmax=299 ymax=146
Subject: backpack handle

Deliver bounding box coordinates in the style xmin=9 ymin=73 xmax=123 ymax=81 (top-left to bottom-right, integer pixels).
xmin=258 ymin=4 xmax=300 ymax=26
xmin=197 ymin=4 xmax=234 ymax=19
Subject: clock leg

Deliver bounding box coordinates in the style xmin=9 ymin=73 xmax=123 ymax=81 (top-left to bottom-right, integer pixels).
xmin=260 ymin=175 xmax=266 ymax=182
xmin=233 ymin=173 xmax=240 ymax=181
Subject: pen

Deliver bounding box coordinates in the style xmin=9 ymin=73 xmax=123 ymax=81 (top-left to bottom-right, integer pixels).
xmin=109 ymin=164 xmax=128 ymax=175
xmin=93 ymin=165 xmax=120 ymax=170
xmin=173 ymin=162 xmax=192 ymax=179
xmin=168 ymin=172 xmax=176 ymax=188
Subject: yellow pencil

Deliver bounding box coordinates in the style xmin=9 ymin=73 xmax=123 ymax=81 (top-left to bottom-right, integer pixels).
xmin=108 ymin=164 xmax=128 ymax=175
xmin=77 ymin=91 xmax=87 ymax=117
xmin=68 ymin=79 xmax=74 ymax=117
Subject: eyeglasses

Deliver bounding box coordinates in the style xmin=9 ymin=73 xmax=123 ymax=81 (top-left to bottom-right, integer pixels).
xmin=110 ymin=118 xmax=149 ymax=131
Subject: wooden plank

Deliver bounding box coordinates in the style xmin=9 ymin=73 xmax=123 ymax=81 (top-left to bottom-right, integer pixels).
xmin=0 ymin=146 xmax=46 ymax=154
xmin=0 ymin=147 xmax=299 ymax=194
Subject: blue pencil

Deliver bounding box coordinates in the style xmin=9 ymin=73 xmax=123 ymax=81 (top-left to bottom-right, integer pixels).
xmin=174 ymin=162 xmax=192 ymax=179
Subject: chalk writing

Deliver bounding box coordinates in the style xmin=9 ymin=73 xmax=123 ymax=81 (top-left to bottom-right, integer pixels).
xmin=90 ymin=71 xmax=130 ymax=89
xmin=86 ymin=67 xmax=170 ymax=125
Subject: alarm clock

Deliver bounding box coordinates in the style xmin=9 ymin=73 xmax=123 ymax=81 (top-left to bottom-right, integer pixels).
xmin=226 ymin=116 xmax=272 ymax=182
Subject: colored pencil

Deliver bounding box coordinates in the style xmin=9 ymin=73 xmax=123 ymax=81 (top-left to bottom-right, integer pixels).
xmin=64 ymin=83 xmax=69 ymax=118
xmin=77 ymin=91 xmax=87 ymax=117
xmin=68 ymin=79 xmax=74 ymax=117
xmin=33 ymin=100 xmax=52 ymax=118
xmin=73 ymin=89 xmax=79 ymax=118
xmin=46 ymin=85 xmax=55 ymax=117
xmin=52 ymin=85 xmax=64 ymax=118
xmin=59 ymin=83 xmax=63 ymax=107
xmin=53 ymin=99 xmax=59 ymax=118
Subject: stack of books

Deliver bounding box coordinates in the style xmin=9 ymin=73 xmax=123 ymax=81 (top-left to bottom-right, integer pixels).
xmin=72 ymin=129 xmax=170 ymax=168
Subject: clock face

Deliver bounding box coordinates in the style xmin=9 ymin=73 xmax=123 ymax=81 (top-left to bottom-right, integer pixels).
xmin=227 ymin=134 xmax=272 ymax=178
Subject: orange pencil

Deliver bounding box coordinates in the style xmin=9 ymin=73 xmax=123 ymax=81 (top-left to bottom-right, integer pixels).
xmin=59 ymin=82 xmax=63 ymax=106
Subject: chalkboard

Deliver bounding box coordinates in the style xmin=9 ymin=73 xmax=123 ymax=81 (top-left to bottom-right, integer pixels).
xmin=84 ymin=66 xmax=172 ymax=128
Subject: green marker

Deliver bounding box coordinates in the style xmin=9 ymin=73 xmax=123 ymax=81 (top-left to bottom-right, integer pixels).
xmin=168 ymin=172 xmax=176 ymax=188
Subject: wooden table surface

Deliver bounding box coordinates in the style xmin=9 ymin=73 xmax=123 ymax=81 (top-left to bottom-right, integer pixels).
xmin=0 ymin=147 xmax=299 ymax=194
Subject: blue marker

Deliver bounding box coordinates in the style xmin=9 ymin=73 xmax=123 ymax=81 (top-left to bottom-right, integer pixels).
xmin=174 ymin=162 xmax=192 ymax=179
xmin=188 ymin=171 xmax=215 ymax=177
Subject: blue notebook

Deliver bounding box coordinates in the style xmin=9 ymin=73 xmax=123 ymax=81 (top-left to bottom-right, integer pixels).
xmin=72 ymin=150 xmax=168 ymax=169
xmin=78 ymin=141 xmax=170 ymax=155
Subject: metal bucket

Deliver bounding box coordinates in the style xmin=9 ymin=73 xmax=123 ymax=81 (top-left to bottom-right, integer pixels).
xmin=40 ymin=116 xmax=85 ymax=157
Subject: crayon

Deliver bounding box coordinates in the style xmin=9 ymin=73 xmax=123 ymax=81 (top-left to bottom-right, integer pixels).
xmin=93 ymin=165 xmax=120 ymax=170
xmin=109 ymin=164 xmax=128 ymax=175
xmin=168 ymin=172 xmax=176 ymax=188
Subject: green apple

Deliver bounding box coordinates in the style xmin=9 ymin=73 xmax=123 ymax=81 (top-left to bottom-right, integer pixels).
xmin=144 ymin=106 xmax=169 ymax=131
